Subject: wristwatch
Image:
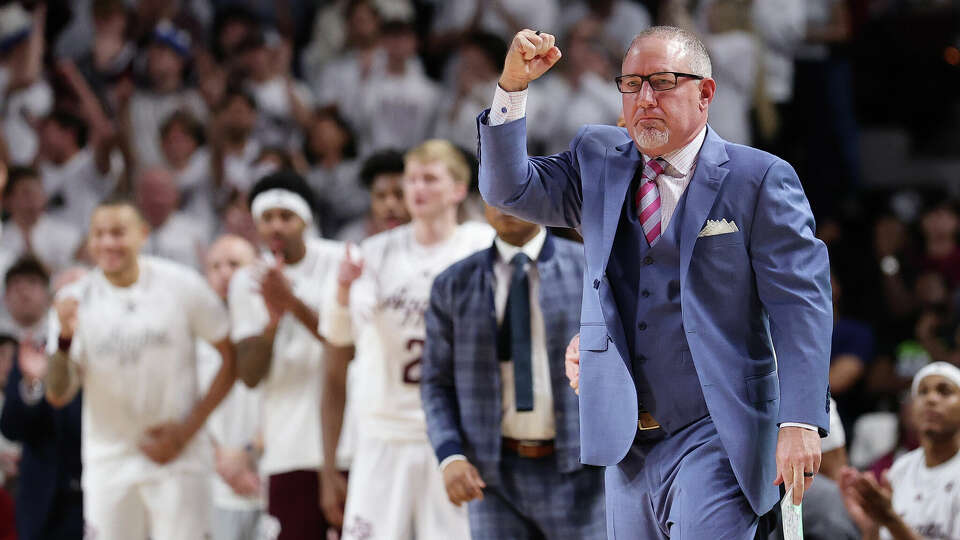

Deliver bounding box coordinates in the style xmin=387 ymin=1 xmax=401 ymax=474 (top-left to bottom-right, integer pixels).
xmin=880 ymin=255 xmax=900 ymax=276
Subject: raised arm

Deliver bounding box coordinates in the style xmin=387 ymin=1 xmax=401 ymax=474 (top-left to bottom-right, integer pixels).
xmin=478 ymin=30 xmax=583 ymax=228
xmin=45 ymin=297 xmax=82 ymax=408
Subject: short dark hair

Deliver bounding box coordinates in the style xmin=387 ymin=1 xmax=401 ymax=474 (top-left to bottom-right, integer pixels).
xmin=217 ymin=87 xmax=257 ymax=112
xmin=257 ymin=147 xmax=295 ymax=170
xmin=3 ymin=165 xmax=40 ymax=198
xmin=247 ymin=170 xmax=316 ymax=213
xmin=46 ymin=110 xmax=88 ymax=148
xmin=303 ymin=106 xmax=358 ymax=163
xmin=4 ymin=255 xmax=50 ymax=288
xmin=160 ymin=109 xmax=206 ymax=146
xmin=359 ymin=150 xmax=405 ymax=190
xmin=95 ymin=194 xmax=144 ymax=220
xmin=381 ymin=20 xmax=414 ymax=36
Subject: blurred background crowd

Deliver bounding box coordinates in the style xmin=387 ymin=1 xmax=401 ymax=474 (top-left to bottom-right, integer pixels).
xmin=0 ymin=0 xmax=957 ymax=539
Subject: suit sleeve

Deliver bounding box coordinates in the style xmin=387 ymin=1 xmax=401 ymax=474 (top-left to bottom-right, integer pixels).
xmin=477 ymin=110 xmax=584 ymax=229
xmin=749 ymin=159 xmax=832 ymax=433
xmin=0 ymin=362 xmax=55 ymax=445
xmin=421 ymin=270 xmax=464 ymax=464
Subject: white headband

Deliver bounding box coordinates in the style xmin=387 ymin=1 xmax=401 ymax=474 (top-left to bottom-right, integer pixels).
xmin=912 ymin=362 xmax=960 ymax=397
xmin=251 ymin=188 xmax=312 ymax=224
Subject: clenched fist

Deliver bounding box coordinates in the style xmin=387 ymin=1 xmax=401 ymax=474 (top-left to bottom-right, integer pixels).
xmin=499 ymin=29 xmax=562 ymax=92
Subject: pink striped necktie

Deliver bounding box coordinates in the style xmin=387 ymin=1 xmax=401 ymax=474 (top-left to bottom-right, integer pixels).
xmin=636 ymin=157 xmax=667 ymax=246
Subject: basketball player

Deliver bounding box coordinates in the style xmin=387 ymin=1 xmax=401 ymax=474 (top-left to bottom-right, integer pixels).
xmin=322 ymin=139 xmax=494 ymax=539
xmin=44 ymin=198 xmax=236 ymax=540
xmin=228 ymin=171 xmax=346 ymax=539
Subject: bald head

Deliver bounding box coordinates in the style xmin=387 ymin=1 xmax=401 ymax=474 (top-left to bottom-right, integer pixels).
xmin=626 ymin=26 xmax=712 ymax=79
xmin=136 ymin=167 xmax=179 ymax=228
xmin=205 ymin=234 xmax=257 ymax=300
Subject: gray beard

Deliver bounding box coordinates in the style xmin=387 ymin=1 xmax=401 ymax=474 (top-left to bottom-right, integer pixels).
xmin=634 ymin=127 xmax=670 ymax=153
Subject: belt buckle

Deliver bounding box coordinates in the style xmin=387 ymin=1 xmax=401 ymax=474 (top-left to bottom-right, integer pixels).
xmin=638 ymin=410 xmax=661 ymax=431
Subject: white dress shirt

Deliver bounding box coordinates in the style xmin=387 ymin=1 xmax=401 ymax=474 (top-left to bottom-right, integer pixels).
xmin=494 ymin=227 xmax=555 ymax=441
xmin=440 ymin=228 xmax=556 ymax=472
xmin=487 ymin=87 xmax=816 ymax=434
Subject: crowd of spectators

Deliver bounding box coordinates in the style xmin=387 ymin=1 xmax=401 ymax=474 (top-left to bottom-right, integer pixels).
xmin=0 ymin=0 xmax=957 ymax=539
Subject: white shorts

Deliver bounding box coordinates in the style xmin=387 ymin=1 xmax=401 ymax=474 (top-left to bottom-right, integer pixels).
xmin=84 ymin=472 xmax=212 ymax=540
xmin=341 ymin=437 xmax=471 ymax=540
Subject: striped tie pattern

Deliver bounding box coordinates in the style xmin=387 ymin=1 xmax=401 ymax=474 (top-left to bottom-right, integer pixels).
xmin=636 ymin=157 xmax=667 ymax=246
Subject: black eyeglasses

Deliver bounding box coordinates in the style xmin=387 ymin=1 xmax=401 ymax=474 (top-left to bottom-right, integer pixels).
xmin=615 ymin=72 xmax=704 ymax=93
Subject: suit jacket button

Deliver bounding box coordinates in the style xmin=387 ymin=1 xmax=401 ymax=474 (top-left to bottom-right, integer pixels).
xmin=593 ymin=279 xmax=600 ymax=289
xmin=643 ymin=256 xmax=654 ymax=265
xmin=636 ymin=354 xmax=646 ymax=364
xmin=638 ymin=321 xmax=647 ymax=331
xmin=641 ymin=289 xmax=650 ymax=298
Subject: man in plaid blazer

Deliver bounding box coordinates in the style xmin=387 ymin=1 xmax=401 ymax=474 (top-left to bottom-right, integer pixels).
xmin=422 ymin=206 xmax=605 ymax=539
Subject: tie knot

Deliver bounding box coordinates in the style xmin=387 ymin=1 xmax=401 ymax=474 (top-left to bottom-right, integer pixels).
xmin=510 ymin=252 xmax=530 ymax=268
xmin=643 ymin=157 xmax=671 ymax=181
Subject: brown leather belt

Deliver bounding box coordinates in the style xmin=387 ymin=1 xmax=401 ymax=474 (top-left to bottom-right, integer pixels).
xmin=638 ymin=410 xmax=662 ymax=431
xmin=502 ymin=438 xmax=555 ymax=458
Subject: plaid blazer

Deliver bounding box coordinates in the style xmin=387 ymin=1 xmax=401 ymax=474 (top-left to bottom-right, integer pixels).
xmin=422 ymin=233 xmax=585 ymax=485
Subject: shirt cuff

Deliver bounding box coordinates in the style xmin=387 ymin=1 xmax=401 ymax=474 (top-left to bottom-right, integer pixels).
xmin=488 ymin=85 xmax=528 ymax=126
xmin=779 ymin=422 xmax=818 ymax=432
xmin=321 ymin=298 xmax=354 ymax=347
xmin=439 ymin=454 xmax=467 ymax=472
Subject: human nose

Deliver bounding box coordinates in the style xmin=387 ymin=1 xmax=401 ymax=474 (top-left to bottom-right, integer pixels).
xmin=636 ymin=79 xmax=657 ymax=108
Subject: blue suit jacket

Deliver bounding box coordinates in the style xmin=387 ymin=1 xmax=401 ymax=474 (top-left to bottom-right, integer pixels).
xmin=477 ymin=113 xmax=832 ymax=514
xmin=422 ymin=234 xmax=585 ymax=485
xmin=0 ymin=361 xmax=83 ymax=539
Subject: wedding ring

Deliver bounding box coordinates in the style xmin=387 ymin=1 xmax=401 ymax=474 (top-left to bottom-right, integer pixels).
xmin=535 ymin=30 xmax=541 ymax=35
xmin=803 ymin=472 xmax=815 ymax=478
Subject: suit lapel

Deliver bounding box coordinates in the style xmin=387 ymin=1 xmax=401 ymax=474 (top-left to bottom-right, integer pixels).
xmin=679 ymin=127 xmax=730 ymax=287
xmin=598 ymin=142 xmax=643 ymax=273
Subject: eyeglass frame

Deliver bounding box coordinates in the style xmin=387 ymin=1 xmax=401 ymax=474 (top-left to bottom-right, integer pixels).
xmin=615 ymin=72 xmax=705 ymax=93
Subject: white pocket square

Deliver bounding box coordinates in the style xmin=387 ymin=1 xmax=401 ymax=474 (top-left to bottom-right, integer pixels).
xmin=698 ymin=218 xmax=740 ymax=238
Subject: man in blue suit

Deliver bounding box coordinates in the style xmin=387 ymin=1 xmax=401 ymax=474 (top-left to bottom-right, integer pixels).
xmin=478 ymin=26 xmax=832 ymax=539
xmin=422 ymin=205 xmax=605 ymax=539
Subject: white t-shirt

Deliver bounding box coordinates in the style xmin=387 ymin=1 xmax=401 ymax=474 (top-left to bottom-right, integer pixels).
xmin=248 ymin=76 xmax=314 ymax=149
xmin=142 ymin=211 xmax=211 ymax=270
xmin=0 ymin=215 xmax=82 ymax=274
xmin=882 ymin=447 xmax=960 ymax=540
xmin=229 ymin=238 xmax=347 ymax=475
xmin=129 ymin=88 xmax=208 ymax=169
xmin=354 ymin=65 xmax=441 ymax=155
xmin=322 ymin=222 xmax=495 ymax=441
xmin=196 ymin=340 xmax=263 ymax=511
xmin=64 ymin=256 xmax=228 ymax=488
xmin=40 ymin=148 xmax=118 ymax=232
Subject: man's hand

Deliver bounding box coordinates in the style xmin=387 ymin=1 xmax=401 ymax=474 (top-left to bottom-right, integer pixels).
xmin=336 ymin=244 xmax=364 ymax=307
xmin=259 ymin=257 xmax=295 ymax=320
xmin=774 ymin=426 xmax=822 ymax=505
xmin=215 ymin=447 xmax=260 ymax=496
xmin=499 ymin=29 xmax=561 ymax=92
xmin=138 ymin=422 xmax=188 ymax=464
xmin=565 ymin=333 xmax=580 ymax=394
xmin=838 ymin=466 xmax=881 ymax=536
xmin=443 ymin=459 xmax=486 ymax=506
xmin=55 ymin=297 xmax=79 ymax=340
xmin=320 ymin=467 xmax=348 ymax=527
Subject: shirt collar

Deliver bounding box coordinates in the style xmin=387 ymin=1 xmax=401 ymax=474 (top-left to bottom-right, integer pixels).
xmin=494 ymin=227 xmax=547 ymax=264
xmin=642 ymin=125 xmax=707 ymax=177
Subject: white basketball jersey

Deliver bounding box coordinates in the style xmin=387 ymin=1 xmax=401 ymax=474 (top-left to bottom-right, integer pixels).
xmin=350 ymin=222 xmax=494 ymax=441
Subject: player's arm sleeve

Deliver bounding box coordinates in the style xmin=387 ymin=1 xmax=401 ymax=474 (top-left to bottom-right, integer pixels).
xmin=183 ymin=268 xmax=231 ymax=344
xmin=477 ymin=110 xmax=585 ymax=229
xmin=750 ymin=159 xmax=832 ymax=434
xmin=228 ymin=268 xmax=269 ymax=342
xmin=421 ymin=269 xmax=465 ymax=464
